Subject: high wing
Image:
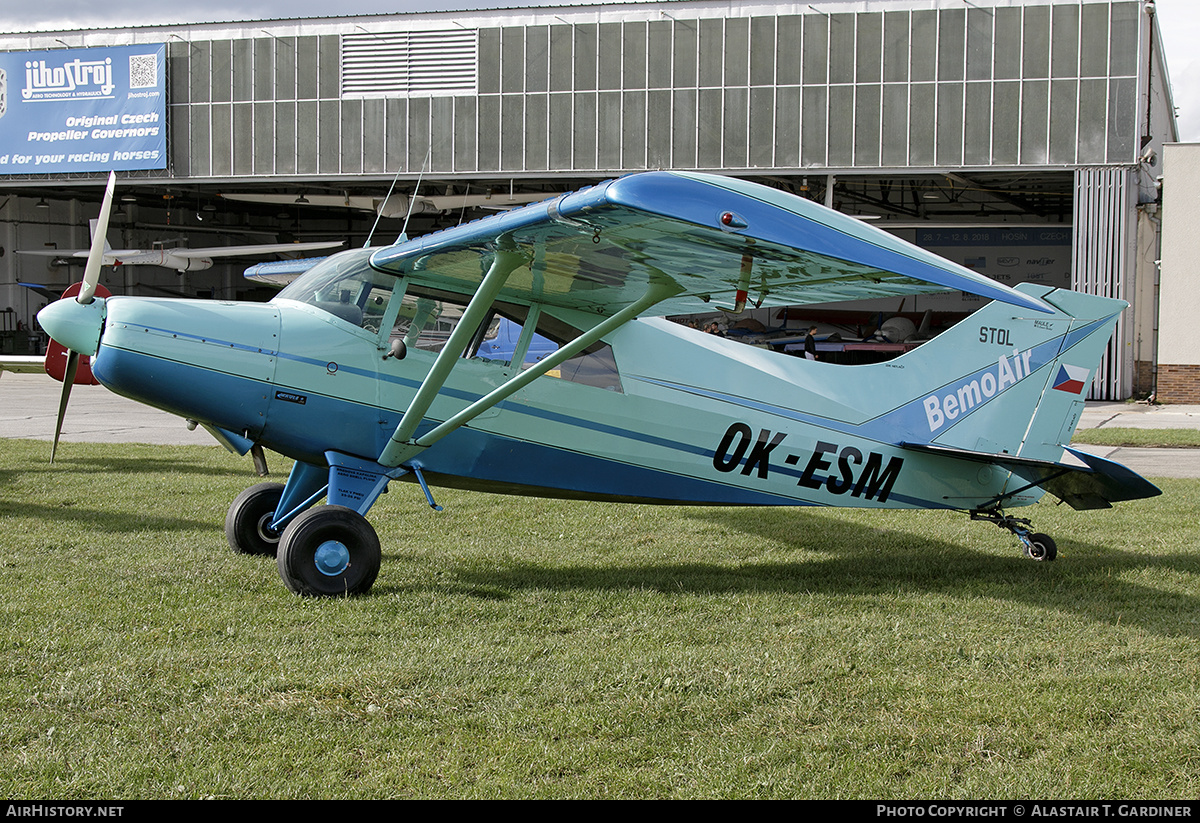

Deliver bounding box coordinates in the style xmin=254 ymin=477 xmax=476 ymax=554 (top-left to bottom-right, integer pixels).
xmin=365 ymin=171 xmax=1053 ymax=470
xmin=166 ymin=241 xmax=344 ymax=259
xmin=15 ymin=249 xmax=97 ymax=259
xmin=368 ymin=171 xmax=1053 ymax=317
xmin=220 ymin=190 xmax=563 ymax=217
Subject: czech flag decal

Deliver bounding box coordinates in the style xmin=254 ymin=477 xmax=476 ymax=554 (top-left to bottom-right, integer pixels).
xmin=1053 ymin=363 xmax=1090 ymax=394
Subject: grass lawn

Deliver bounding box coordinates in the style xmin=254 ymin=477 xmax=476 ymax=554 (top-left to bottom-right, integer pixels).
xmin=1072 ymin=427 xmax=1200 ymax=449
xmin=1 ymin=439 xmax=1197 ymax=799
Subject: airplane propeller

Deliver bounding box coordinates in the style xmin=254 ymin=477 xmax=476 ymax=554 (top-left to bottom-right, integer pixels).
xmin=78 ymin=171 xmax=116 ymax=305
xmin=37 ymin=171 xmax=117 ymax=462
xmin=51 ymin=345 xmax=80 ymax=464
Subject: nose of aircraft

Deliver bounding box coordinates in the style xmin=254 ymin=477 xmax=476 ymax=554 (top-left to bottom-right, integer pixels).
xmin=37 ymin=296 xmax=107 ymax=357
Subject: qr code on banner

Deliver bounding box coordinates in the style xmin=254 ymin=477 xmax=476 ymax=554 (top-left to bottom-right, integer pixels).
xmin=128 ymin=53 xmax=158 ymax=88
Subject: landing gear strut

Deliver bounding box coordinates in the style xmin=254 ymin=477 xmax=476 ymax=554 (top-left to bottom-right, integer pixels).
xmin=970 ymin=509 xmax=1058 ymax=561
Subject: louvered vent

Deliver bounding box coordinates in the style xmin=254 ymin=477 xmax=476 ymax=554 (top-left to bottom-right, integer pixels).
xmin=341 ymin=29 xmax=478 ymax=97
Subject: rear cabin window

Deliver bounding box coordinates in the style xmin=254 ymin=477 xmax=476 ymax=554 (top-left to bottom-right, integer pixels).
xmin=391 ymin=285 xmax=622 ymax=392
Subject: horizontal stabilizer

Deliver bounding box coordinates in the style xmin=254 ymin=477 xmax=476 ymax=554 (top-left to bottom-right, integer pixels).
xmin=900 ymin=442 xmax=1161 ymax=510
xmin=1039 ymin=447 xmax=1164 ymax=510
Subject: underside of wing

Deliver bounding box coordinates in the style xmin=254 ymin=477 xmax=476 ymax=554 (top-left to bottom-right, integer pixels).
xmin=369 ymin=171 xmax=1052 ymax=318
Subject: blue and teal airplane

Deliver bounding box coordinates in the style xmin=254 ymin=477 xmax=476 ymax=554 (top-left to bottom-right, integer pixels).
xmin=36 ymin=170 xmax=1160 ymax=597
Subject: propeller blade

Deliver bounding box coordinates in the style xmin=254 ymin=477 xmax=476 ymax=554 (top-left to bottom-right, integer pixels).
xmin=78 ymin=171 xmax=116 ymax=305
xmin=51 ymin=350 xmax=80 ymax=464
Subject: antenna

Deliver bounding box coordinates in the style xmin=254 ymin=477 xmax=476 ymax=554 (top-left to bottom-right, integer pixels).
xmin=365 ymin=163 xmax=404 ymax=249
xmin=368 ymin=144 xmax=433 ymax=248
xmin=399 ymin=144 xmax=433 ymax=243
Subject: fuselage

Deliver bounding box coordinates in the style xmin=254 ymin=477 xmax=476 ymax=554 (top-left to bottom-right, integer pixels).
xmin=105 ymin=251 xmax=213 ymax=271
xmin=30 ymin=171 xmax=1156 ymax=600
xmin=88 ymin=286 xmax=1034 ymax=513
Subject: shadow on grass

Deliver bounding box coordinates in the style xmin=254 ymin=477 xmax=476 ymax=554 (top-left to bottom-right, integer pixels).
xmin=0 ymin=498 xmax=212 ymax=533
xmin=422 ymin=505 xmax=1200 ymax=639
xmin=31 ymin=453 xmax=252 ymax=478
xmin=6 ymin=438 xmax=1194 ymax=638
xmin=1 ymin=437 xmax=262 ymax=480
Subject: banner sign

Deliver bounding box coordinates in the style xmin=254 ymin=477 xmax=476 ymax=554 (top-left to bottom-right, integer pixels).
xmin=0 ymin=43 xmax=167 ymax=174
xmin=914 ymin=226 xmax=1072 ymax=310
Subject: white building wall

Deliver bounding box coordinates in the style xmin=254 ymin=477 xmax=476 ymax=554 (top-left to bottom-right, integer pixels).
xmin=1156 ymin=142 xmax=1200 ymax=401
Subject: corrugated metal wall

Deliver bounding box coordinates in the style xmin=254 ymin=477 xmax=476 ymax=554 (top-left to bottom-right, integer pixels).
xmin=163 ymin=0 xmax=1145 ymax=181
xmin=1072 ymin=166 xmax=1135 ymax=400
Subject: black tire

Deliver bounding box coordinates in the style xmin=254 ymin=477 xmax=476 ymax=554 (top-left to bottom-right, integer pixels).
xmin=225 ymin=482 xmax=286 ymax=556
xmin=1027 ymin=533 xmax=1058 ymax=562
xmin=276 ymin=505 xmax=381 ymax=597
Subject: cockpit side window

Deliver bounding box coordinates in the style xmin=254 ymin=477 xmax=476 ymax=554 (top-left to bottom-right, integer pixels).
xmin=278 ymin=261 xmax=622 ymax=391
xmin=389 ymin=293 xmax=458 ymax=353
xmin=520 ymin=309 xmax=622 ymax=392
xmin=390 ymin=283 xmax=622 ymax=392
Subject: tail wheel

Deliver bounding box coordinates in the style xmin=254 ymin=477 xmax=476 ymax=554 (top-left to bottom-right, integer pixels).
xmin=277 ymin=506 xmax=381 ymax=597
xmin=225 ymin=482 xmax=286 ymax=556
xmin=1026 ymin=533 xmax=1058 ymax=562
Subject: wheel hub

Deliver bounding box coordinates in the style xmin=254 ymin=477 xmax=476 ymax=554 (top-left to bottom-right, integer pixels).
xmin=314 ymin=540 xmax=351 ymax=576
xmin=255 ymin=513 xmax=281 ymax=544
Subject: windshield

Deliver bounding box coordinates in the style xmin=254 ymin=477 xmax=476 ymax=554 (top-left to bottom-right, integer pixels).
xmin=274 ymin=254 xmax=620 ymax=390
xmin=274 ymin=248 xmax=400 ymax=332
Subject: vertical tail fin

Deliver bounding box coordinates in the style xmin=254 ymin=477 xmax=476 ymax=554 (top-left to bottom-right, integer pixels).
xmin=898 ymin=284 xmax=1124 ymax=462
xmin=881 ymin=284 xmax=1158 ymax=509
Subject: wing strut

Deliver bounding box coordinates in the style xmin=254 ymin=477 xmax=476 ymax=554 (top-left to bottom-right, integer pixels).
xmin=378 ymin=276 xmax=683 ymax=469
xmin=379 ymin=247 xmax=529 ymax=467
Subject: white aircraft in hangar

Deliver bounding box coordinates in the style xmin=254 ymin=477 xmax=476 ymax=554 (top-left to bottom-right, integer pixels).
xmin=18 ymin=219 xmax=343 ymax=273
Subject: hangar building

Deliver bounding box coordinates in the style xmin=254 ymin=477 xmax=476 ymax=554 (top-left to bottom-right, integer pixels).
xmin=0 ymin=0 xmax=1179 ymax=400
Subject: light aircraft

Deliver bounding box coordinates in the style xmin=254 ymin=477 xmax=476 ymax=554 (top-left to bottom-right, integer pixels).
xmin=17 ymin=220 xmax=343 ymax=272
xmin=32 ymin=170 xmax=1160 ymax=597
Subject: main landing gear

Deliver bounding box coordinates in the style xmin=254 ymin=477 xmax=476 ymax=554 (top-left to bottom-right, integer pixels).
xmin=970 ymin=509 xmax=1058 ymax=561
xmin=224 ymin=453 xmax=421 ymax=597
xmin=225 ymin=482 xmax=286 ymax=556
xmin=274 ymin=506 xmax=381 ymax=597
